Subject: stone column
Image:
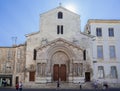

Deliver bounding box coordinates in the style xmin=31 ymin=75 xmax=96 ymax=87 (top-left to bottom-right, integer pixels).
xmin=36 ymin=63 xmax=38 ymax=76
xmin=40 ymin=63 xmax=42 ymax=76
xmin=45 ymin=59 xmax=51 ymax=76
xmin=42 ymin=63 xmax=46 ymax=76
xmin=69 ymin=59 xmax=73 ymax=76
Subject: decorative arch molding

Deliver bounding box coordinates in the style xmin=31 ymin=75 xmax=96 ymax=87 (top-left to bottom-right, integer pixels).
xmin=47 ymin=44 xmax=75 ymax=60
xmin=35 ymin=38 xmax=84 ymax=65
xmin=46 ymin=44 xmax=75 ymax=79
xmin=46 ymin=44 xmax=76 ymax=76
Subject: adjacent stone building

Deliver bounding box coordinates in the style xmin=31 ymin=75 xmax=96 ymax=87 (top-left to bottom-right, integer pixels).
xmin=0 ymin=44 xmax=26 ymax=86
xmin=0 ymin=6 xmax=120 ymax=87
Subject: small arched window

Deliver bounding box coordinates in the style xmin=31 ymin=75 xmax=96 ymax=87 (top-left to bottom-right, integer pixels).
xmin=58 ymin=12 xmax=63 ymax=19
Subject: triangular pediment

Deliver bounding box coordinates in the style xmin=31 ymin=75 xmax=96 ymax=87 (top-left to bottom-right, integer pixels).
xmin=40 ymin=6 xmax=79 ymax=17
xmin=35 ymin=38 xmax=83 ymax=51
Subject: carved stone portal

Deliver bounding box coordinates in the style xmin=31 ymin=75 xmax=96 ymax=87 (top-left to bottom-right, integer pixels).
xmin=51 ymin=51 xmax=69 ymax=81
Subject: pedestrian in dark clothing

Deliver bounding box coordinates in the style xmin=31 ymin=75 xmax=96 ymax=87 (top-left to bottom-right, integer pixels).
xmin=79 ymin=82 xmax=82 ymax=89
xmin=57 ymin=80 xmax=60 ymax=89
xmin=15 ymin=83 xmax=19 ymax=91
xmin=2 ymin=79 xmax=6 ymax=87
xmin=103 ymin=82 xmax=108 ymax=89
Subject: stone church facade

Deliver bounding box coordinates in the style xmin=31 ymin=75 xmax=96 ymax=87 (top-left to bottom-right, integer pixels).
xmin=0 ymin=6 xmax=120 ymax=87
xmin=25 ymin=6 xmax=93 ymax=84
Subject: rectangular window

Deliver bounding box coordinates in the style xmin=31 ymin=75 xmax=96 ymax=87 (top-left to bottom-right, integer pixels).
xmin=109 ymin=46 xmax=116 ymax=58
xmin=17 ymin=49 xmax=20 ymax=59
xmin=57 ymin=25 xmax=63 ymax=34
xmin=108 ymin=28 xmax=114 ymax=37
xmin=96 ymin=28 xmax=102 ymax=37
xmin=111 ymin=66 xmax=117 ymax=78
xmin=33 ymin=49 xmax=37 ymax=60
xmin=16 ymin=63 xmax=20 ymax=73
xmin=61 ymin=25 xmax=63 ymax=34
xmin=97 ymin=45 xmax=103 ymax=59
xmin=83 ymin=50 xmax=86 ymax=60
xmin=17 ymin=48 xmax=23 ymax=59
xmin=57 ymin=25 xmax=60 ymax=34
xmin=98 ymin=66 xmax=104 ymax=78
xmin=7 ymin=49 xmax=13 ymax=60
xmin=1 ymin=63 xmax=6 ymax=73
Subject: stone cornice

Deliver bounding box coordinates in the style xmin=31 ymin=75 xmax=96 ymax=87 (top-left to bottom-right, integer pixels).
xmin=88 ymin=19 xmax=120 ymax=24
xmin=81 ymin=32 xmax=95 ymax=38
xmin=25 ymin=31 xmax=40 ymax=37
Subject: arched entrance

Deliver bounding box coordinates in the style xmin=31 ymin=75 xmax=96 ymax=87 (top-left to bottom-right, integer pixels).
xmin=51 ymin=51 xmax=69 ymax=81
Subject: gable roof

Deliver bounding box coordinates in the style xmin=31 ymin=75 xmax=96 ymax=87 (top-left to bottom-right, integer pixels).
xmin=40 ymin=6 xmax=80 ymax=17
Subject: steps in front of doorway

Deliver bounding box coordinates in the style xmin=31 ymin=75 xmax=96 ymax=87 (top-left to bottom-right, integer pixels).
xmin=23 ymin=82 xmax=94 ymax=89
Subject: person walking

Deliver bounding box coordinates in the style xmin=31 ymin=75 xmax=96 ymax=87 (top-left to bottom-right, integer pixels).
xmin=15 ymin=83 xmax=19 ymax=91
xmin=19 ymin=81 xmax=23 ymax=91
xmin=103 ymin=82 xmax=108 ymax=89
xmin=94 ymin=80 xmax=98 ymax=89
xmin=56 ymin=80 xmax=60 ymax=89
xmin=79 ymin=82 xmax=82 ymax=89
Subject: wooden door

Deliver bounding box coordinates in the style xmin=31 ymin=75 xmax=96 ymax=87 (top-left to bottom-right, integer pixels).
xmin=53 ymin=64 xmax=59 ymax=81
xmin=53 ymin=64 xmax=66 ymax=81
xmin=15 ymin=76 xmax=19 ymax=84
xmin=29 ymin=71 xmax=35 ymax=81
xmin=85 ymin=72 xmax=90 ymax=82
xmin=60 ymin=64 xmax=66 ymax=81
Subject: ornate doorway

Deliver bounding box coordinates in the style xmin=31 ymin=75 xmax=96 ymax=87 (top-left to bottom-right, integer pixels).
xmin=53 ymin=64 xmax=66 ymax=81
xmin=52 ymin=51 xmax=69 ymax=81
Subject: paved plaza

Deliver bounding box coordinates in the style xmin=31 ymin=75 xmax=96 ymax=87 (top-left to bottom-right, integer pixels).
xmin=0 ymin=87 xmax=120 ymax=91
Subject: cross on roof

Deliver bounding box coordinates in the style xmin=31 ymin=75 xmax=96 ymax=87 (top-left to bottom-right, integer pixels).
xmin=59 ymin=2 xmax=62 ymax=6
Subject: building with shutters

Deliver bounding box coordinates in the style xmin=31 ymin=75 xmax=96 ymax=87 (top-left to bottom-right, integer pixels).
xmin=85 ymin=19 xmax=120 ymax=86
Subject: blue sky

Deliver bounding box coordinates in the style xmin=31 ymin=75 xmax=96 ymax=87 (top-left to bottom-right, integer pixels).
xmin=0 ymin=0 xmax=120 ymax=46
